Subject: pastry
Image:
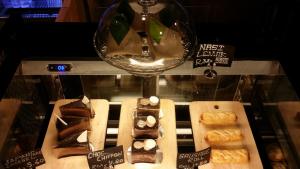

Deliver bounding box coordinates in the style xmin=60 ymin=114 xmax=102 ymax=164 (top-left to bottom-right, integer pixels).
xmin=55 ymin=130 xmax=88 ymax=147
xmin=200 ymin=112 xmax=237 ymax=125
xmin=56 ymin=116 xmax=90 ymax=140
xmin=137 ymin=96 xmax=160 ymax=115
xmin=131 ymin=139 xmax=157 ymax=163
xmin=60 ymin=96 xmax=95 ymax=118
xmin=211 ymin=148 xmax=249 ymax=163
xmin=54 ymin=130 xmax=90 ymax=158
xmin=133 ymin=115 xmax=159 ymax=138
xmin=53 ymin=144 xmax=90 ymax=158
xmin=266 ymin=143 xmax=284 ymax=162
xmin=205 ymin=128 xmax=243 ymax=144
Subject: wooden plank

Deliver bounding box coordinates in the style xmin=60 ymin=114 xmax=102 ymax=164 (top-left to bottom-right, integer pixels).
xmin=37 ymin=99 xmax=109 ymax=169
xmin=115 ymin=99 xmax=177 ymax=169
xmin=190 ymin=101 xmax=263 ymax=169
xmin=278 ymin=102 xmax=300 ymax=156
xmin=0 ymin=99 xmax=21 ymax=151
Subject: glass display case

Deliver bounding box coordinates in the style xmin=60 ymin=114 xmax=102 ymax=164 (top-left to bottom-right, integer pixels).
xmin=0 ymin=0 xmax=299 ymax=169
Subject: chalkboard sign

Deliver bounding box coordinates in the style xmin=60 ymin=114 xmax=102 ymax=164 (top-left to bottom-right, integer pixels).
xmin=2 ymin=150 xmax=45 ymax=169
xmin=193 ymin=44 xmax=235 ymax=68
xmin=177 ymin=147 xmax=211 ymax=169
xmin=87 ymin=146 xmax=124 ymax=169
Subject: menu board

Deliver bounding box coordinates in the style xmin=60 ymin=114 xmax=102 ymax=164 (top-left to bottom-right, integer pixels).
xmin=3 ymin=150 xmax=45 ymax=169
xmin=193 ymin=44 xmax=235 ymax=67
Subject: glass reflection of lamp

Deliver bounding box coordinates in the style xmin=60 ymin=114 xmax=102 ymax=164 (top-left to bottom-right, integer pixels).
xmin=94 ymin=0 xmax=196 ymax=96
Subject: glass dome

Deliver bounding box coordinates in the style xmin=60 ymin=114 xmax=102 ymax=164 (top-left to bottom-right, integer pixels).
xmin=94 ymin=0 xmax=196 ymax=76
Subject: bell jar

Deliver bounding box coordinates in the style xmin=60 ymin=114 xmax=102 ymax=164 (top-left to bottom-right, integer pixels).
xmin=94 ymin=0 xmax=196 ymax=76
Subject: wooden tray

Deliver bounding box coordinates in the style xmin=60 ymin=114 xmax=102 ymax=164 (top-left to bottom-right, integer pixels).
xmin=278 ymin=101 xmax=300 ymax=157
xmin=190 ymin=101 xmax=263 ymax=169
xmin=115 ymin=99 xmax=177 ymax=169
xmin=37 ymin=99 xmax=109 ymax=169
xmin=0 ymin=99 xmax=21 ymax=151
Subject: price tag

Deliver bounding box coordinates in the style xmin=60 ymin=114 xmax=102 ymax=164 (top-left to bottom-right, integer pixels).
xmin=87 ymin=146 xmax=124 ymax=169
xmin=193 ymin=44 xmax=235 ymax=68
xmin=2 ymin=150 xmax=45 ymax=169
xmin=177 ymin=147 xmax=211 ymax=169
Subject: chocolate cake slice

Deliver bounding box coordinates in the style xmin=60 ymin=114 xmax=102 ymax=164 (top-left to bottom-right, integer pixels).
xmin=134 ymin=115 xmax=159 ymax=139
xmin=137 ymin=96 xmax=160 ymax=115
xmin=131 ymin=139 xmax=157 ymax=163
xmin=53 ymin=143 xmax=90 ymax=158
xmin=56 ymin=116 xmax=90 ymax=140
xmin=56 ymin=130 xmax=88 ymax=147
xmin=60 ymin=96 xmax=95 ymax=118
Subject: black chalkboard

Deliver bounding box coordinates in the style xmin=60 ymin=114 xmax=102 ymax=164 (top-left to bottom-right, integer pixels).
xmin=87 ymin=146 xmax=124 ymax=169
xmin=2 ymin=150 xmax=45 ymax=169
xmin=193 ymin=44 xmax=235 ymax=68
xmin=177 ymin=147 xmax=211 ymax=169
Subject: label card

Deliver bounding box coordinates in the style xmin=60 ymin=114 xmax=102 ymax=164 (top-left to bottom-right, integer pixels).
xmin=194 ymin=44 xmax=235 ymax=68
xmin=87 ymin=146 xmax=124 ymax=169
xmin=2 ymin=150 xmax=45 ymax=169
xmin=177 ymin=147 xmax=211 ymax=169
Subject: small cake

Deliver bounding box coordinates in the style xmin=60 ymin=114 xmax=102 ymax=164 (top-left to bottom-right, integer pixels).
xmin=200 ymin=112 xmax=237 ymax=125
xmin=131 ymin=139 xmax=157 ymax=163
xmin=210 ymin=148 xmax=249 ymax=164
xmin=134 ymin=115 xmax=159 ymax=138
xmin=137 ymin=96 xmax=160 ymax=115
xmin=205 ymin=128 xmax=243 ymax=144
xmin=54 ymin=130 xmax=90 ymax=158
xmin=60 ymin=96 xmax=95 ymax=118
xmin=56 ymin=116 xmax=90 ymax=140
xmin=266 ymin=143 xmax=285 ymax=162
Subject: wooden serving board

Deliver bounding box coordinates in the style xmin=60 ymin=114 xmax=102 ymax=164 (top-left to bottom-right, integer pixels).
xmin=278 ymin=101 xmax=300 ymax=157
xmin=190 ymin=101 xmax=263 ymax=169
xmin=37 ymin=99 xmax=109 ymax=169
xmin=0 ymin=99 xmax=21 ymax=151
xmin=115 ymin=99 xmax=177 ymax=169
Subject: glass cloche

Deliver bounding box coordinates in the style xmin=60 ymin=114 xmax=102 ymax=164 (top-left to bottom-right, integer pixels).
xmin=94 ymin=0 xmax=196 ymax=76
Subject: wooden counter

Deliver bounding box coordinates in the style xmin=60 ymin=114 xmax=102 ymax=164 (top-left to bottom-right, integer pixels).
xmin=190 ymin=101 xmax=263 ymax=169
xmin=115 ymin=99 xmax=177 ymax=169
xmin=37 ymin=99 xmax=109 ymax=169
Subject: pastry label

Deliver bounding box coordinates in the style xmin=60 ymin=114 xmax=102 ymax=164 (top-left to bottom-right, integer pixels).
xmin=2 ymin=150 xmax=45 ymax=169
xmin=177 ymin=147 xmax=211 ymax=169
xmin=87 ymin=146 xmax=124 ymax=169
xmin=193 ymin=44 xmax=235 ymax=67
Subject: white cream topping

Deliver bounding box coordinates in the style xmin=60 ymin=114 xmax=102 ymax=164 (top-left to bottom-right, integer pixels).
xmin=82 ymin=96 xmax=90 ymax=105
xmin=146 ymin=115 xmax=156 ymax=127
xmin=144 ymin=139 xmax=156 ymax=151
xmin=77 ymin=130 xmax=88 ymax=143
xmin=133 ymin=141 xmax=144 ymax=149
xmin=149 ymin=96 xmax=159 ymax=106
xmin=137 ymin=120 xmax=147 ymax=128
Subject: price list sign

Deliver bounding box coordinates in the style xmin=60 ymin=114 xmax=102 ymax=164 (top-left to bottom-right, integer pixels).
xmin=87 ymin=146 xmax=124 ymax=169
xmin=194 ymin=44 xmax=235 ymax=68
xmin=177 ymin=147 xmax=211 ymax=169
xmin=2 ymin=150 xmax=45 ymax=169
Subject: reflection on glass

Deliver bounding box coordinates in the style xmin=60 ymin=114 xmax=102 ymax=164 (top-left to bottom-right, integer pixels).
xmin=94 ymin=0 xmax=196 ymax=76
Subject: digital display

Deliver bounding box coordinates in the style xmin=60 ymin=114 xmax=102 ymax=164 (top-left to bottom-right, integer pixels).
xmin=48 ymin=64 xmax=72 ymax=72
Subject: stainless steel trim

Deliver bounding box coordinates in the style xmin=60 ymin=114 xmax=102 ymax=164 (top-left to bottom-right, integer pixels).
xmin=19 ymin=60 xmax=285 ymax=75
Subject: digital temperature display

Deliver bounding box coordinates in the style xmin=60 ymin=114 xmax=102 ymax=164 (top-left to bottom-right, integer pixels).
xmin=48 ymin=64 xmax=72 ymax=72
